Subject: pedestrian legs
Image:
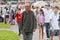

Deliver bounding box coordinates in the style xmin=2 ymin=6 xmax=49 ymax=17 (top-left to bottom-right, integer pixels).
xmin=23 ymin=32 xmax=33 ymax=40
xmin=45 ymin=23 xmax=50 ymax=38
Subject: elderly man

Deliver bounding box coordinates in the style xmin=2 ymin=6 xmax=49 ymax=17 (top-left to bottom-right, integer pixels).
xmin=20 ymin=3 xmax=37 ymax=40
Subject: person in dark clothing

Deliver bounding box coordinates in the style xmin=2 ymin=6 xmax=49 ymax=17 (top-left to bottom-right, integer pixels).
xmin=0 ymin=7 xmax=2 ymax=15
xmin=0 ymin=14 xmax=4 ymax=22
xmin=20 ymin=3 xmax=37 ymax=40
xmin=58 ymin=12 xmax=60 ymax=28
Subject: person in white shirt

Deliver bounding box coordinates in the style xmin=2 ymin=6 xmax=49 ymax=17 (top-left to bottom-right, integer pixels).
xmin=44 ymin=4 xmax=53 ymax=39
xmin=5 ymin=10 xmax=10 ymax=24
xmin=2 ymin=7 xmax=7 ymax=18
xmin=50 ymin=6 xmax=60 ymax=40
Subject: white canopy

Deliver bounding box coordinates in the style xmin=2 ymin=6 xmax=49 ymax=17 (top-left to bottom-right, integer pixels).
xmin=32 ymin=1 xmax=47 ymax=8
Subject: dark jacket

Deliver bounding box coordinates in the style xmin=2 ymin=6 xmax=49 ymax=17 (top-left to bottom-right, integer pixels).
xmin=0 ymin=16 xmax=4 ymax=22
xmin=20 ymin=10 xmax=37 ymax=32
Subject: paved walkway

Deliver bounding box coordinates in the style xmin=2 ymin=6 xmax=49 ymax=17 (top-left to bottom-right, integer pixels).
xmin=0 ymin=24 xmax=59 ymax=40
xmin=10 ymin=24 xmax=59 ymax=40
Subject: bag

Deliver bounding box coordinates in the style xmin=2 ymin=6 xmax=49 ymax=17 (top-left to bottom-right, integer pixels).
xmin=39 ymin=22 xmax=44 ymax=26
xmin=12 ymin=20 xmax=15 ymax=25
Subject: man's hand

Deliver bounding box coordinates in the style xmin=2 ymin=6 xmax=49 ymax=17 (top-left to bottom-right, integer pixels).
xmin=33 ymin=28 xmax=36 ymax=32
xmin=38 ymin=23 xmax=40 ymax=26
xmin=20 ymin=30 xmax=22 ymax=33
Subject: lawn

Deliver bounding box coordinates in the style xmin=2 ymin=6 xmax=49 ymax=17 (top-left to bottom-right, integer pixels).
xmin=0 ymin=23 xmax=10 ymax=28
xmin=0 ymin=30 xmax=20 ymax=40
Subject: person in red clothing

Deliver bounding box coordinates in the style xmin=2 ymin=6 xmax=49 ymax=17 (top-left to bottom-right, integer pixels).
xmin=15 ymin=8 xmax=22 ymax=36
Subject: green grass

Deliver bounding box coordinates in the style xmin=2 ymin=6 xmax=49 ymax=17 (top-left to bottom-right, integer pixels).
xmin=0 ymin=23 xmax=10 ymax=28
xmin=0 ymin=30 xmax=20 ymax=40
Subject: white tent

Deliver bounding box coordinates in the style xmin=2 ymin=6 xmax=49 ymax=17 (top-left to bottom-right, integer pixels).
xmin=32 ymin=1 xmax=47 ymax=8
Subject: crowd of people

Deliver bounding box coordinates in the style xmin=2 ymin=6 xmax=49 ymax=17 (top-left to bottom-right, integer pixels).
xmin=0 ymin=3 xmax=60 ymax=40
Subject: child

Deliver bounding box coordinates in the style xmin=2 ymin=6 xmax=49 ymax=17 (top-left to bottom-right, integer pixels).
xmin=36 ymin=9 xmax=45 ymax=40
xmin=15 ymin=8 xmax=22 ymax=36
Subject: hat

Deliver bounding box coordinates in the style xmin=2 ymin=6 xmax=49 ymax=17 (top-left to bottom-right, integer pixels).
xmin=55 ymin=6 xmax=60 ymax=10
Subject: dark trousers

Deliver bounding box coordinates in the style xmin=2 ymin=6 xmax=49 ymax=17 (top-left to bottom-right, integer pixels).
xmin=45 ymin=23 xmax=50 ymax=38
xmin=58 ymin=21 xmax=60 ymax=28
xmin=23 ymin=32 xmax=33 ymax=40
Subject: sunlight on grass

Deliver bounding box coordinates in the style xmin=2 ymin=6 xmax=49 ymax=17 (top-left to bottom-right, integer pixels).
xmin=0 ymin=30 xmax=20 ymax=40
xmin=0 ymin=23 xmax=10 ymax=28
